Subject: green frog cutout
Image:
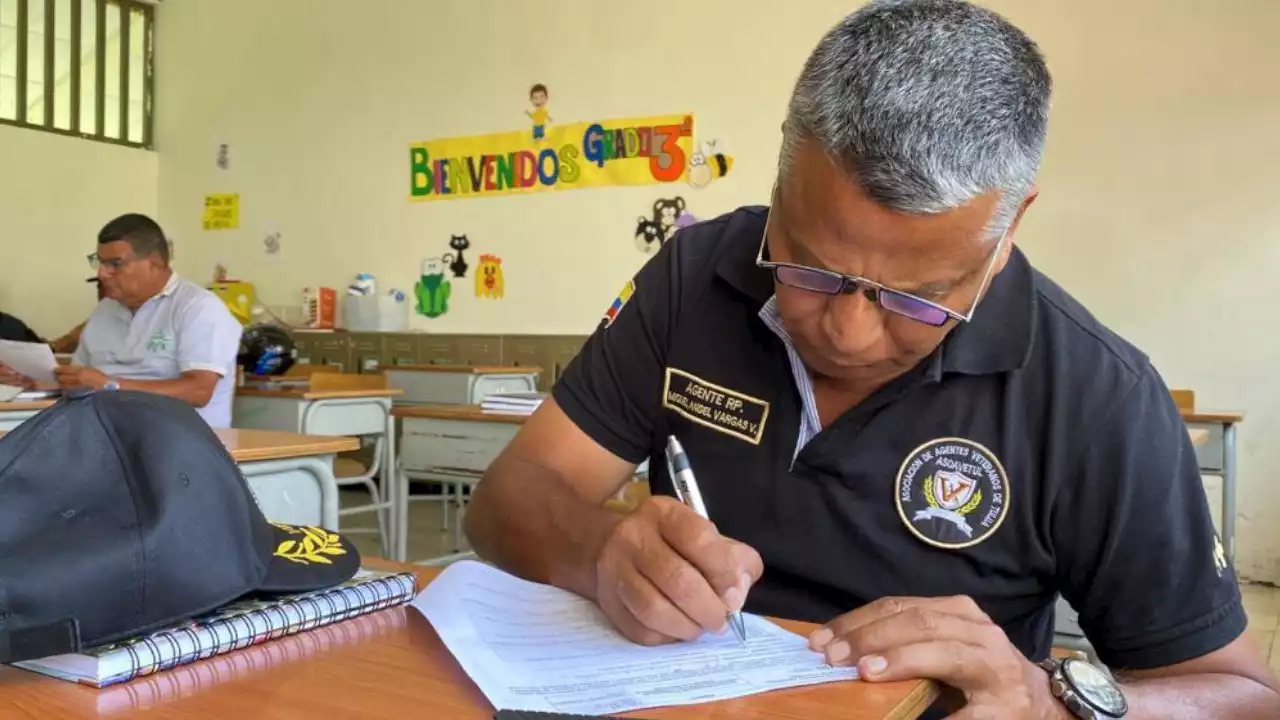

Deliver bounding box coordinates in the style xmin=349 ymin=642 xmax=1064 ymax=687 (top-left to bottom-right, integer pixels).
xmin=414 ymin=257 xmax=451 ymax=318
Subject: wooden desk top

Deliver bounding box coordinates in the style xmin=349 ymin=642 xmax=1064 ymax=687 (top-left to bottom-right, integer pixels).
xmin=392 ymin=403 xmax=530 ymax=424
xmin=212 ymin=428 xmax=360 ymax=462
xmin=0 ymin=400 xmax=56 ymax=412
xmin=236 ymin=387 xmax=403 ymax=401
xmin=0 ymin=561 xmax=937 ymax=719
xmin=0 ymin=427 xmax=359 ymax=463
xmin=380 ymin=364 xmax=541 ymax=375
xmin=1181 ymin=408 xmax=1246 ymax=425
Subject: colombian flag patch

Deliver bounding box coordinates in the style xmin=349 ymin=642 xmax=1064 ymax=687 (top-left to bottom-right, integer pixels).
xmin=603 ymin=279 xmax=636 ymax=328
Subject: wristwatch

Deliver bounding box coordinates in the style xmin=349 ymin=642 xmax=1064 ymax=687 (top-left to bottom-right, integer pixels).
xmin=1039 ymin=657 xmax=1127 ymax=719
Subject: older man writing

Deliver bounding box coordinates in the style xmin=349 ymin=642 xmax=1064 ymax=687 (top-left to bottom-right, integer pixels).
xmin=463 ymin=2 xmax=1279 ymax=719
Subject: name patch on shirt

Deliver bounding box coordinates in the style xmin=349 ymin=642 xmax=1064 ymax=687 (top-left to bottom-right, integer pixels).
xmin=662 ymin=368 xmax=769 ymax=444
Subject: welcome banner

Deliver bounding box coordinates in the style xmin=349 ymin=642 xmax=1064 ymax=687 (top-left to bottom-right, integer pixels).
xmin=409 ymin=113 xmax=695 ymax=201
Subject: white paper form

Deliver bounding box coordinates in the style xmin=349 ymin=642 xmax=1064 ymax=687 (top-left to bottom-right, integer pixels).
xmin=411 ymin=560 xmax=859 ymax=715
xmin=0 ymin=339 xmax=58 ymax=384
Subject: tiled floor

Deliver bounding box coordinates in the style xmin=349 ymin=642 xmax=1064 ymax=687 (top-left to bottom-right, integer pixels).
xmin=341 ymin=488 xmax=1280 ymax=670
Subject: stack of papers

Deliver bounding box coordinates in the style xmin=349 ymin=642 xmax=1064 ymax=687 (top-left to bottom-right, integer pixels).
xmin=0 ymin=340 xmax=58 ymax=385
xmin=411 ymin=560 xmax=859 ymax=716
xmin=479 ymin=392 xmax=546 ymax=415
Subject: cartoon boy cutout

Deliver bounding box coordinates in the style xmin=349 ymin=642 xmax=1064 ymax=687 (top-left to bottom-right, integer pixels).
xmin=526 ymin=84 xmax=551 ymax=141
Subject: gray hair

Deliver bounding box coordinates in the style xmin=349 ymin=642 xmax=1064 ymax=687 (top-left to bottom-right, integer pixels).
xmin=781 ymin=0 xmax=1052 ymax=238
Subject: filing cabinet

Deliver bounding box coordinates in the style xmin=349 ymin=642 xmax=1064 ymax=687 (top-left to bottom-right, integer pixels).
xmin=349 ymin=332 xmax=382 ymax=373
xmin=417 ymin=336 xmax=460 ymax=365
xmin=381 ymin=333 xmax=422 ymax=367
xmin=455 ymin=335 xmax=504 ymax=366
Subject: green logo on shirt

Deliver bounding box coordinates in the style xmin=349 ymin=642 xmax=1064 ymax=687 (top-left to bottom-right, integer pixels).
xmin=147 ymin=329 xmax=173 ymax=353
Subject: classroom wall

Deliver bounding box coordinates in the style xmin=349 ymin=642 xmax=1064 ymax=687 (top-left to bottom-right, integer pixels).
xmin=0 ymin=123 xmax=157 ymax=337
xmin=151 ymin=0 xmax=1280 ymax=582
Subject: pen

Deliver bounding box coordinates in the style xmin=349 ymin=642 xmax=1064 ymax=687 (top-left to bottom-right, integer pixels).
xmin=664 ymin=435 xmax=748 ymax=645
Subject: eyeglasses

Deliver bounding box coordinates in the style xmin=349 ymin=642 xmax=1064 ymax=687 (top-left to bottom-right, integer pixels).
xmin=755 ymin=189 xmax=1007 ymax=327
xmin=87 ymin=253 xmax=132 ymax=272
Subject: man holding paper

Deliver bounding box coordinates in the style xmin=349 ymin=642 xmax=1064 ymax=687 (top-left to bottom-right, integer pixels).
xmin=465 ymin=2 xmax=1279 ymax=719
xmin=0 ymin=214 xmax=242 ymax=428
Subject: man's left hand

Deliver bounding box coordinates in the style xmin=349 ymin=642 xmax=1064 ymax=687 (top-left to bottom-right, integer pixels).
xmin=809 ymin=596 xmax=1065 ymax=719
xmin=54 ymin=365 xmax=110 ymax=391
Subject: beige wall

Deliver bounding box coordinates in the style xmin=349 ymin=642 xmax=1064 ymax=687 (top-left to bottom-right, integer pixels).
xmin=151 ymin=1 xmax=1279 ymax=579
xmin=0 ymin=123 xmax=157 ymax=337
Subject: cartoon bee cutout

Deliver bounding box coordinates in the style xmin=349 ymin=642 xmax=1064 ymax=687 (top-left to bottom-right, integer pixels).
xmin=687 ymin=139 xmax=734 ymax=189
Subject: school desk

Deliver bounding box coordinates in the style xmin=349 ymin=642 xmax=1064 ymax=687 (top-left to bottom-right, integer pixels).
xmin=0 ymin=427 xmax=357 ymax=530
xmin=234 ymin=380 xmax=403 ymax=556
xmin=0 ymin=399 xmax=56 ymax=431
xmin=392 ymin=404 xmax=528 ymax=563
xmin=0 ymin=561 xmax=939 ymax=720
xmin=380 ymin=364 xmax=540 ymax=405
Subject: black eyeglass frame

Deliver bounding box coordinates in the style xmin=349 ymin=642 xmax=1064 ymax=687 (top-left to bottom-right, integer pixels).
xmin=754 ymin=185 xmax=1008 ymax=327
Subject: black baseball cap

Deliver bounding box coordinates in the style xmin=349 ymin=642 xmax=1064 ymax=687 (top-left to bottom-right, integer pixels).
xmin=0 ymin=388 xmax=361 ymax=664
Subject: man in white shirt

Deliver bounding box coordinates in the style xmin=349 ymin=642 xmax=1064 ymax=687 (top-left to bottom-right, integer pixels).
xmin=1 ymin=214 xmax=243 ymax=427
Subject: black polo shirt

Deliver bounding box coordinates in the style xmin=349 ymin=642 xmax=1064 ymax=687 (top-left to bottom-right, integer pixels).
xmin=554 ymin=206 xmax=1245 ymax=672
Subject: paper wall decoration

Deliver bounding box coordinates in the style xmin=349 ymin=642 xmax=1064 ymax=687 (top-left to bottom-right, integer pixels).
xmin=476 ymin=255 xmax=505 ymax=299
xmin=688 ymin=139 xmax=734 ymax=189
xmin=443 ymin=235 xmax=470 ymax=278
xmin=409 ymin=113 xmax=695 ymax=201
xmin=636 ymin=197 xmax=697 ymax=253
xmin=202 ymin=194 xmax=240 ymax=230
xmin=413 ymin=257 xmax=452 ymax=318
xmin=525 ymin=84 xmax=552 ymax=142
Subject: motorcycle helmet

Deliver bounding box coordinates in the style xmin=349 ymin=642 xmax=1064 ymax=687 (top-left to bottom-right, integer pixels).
xmin=237 ymin=323 xmax=296 ymax=377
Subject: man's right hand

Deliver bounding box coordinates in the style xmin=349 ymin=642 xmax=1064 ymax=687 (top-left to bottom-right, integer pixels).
xmin=0 ymin=364 xmax=35 ymax=390
xmin=594 ymin=495 xmax=764 ymax=646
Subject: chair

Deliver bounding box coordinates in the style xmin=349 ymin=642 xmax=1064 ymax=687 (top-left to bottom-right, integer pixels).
xmin=308 ymin=372 xmax=395 ymax=556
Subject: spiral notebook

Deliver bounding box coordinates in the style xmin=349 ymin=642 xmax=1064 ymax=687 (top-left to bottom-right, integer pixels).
xmin=13 ymin=567 xmax=417 ymax=688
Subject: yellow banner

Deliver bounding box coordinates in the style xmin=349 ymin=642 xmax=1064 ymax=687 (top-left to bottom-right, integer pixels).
xmin=409 ymin=113 xmax=694 ymax=201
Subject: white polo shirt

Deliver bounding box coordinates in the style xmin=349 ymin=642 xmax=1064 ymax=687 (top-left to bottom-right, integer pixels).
xmin=72 ymin=274 xmax=243 ymax=427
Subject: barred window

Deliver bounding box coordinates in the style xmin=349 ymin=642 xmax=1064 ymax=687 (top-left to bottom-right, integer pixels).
xmin=0 ymin=0 xmax=154 ymax=148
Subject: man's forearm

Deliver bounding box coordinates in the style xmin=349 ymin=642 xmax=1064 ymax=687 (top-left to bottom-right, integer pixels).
xmin=465 ymin=455 xmax=623 ymax=601
xmin=1119 ymin=674 xmax=1280 ymax=719
xmin=116 ymin=377 xmax=211 ymax=408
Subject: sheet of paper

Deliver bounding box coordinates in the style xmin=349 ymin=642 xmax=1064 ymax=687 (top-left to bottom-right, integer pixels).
xmin=411 ymin=560 xmax=859 ymax=715
xmin=0 ymin=339 xmax=58 ymax=384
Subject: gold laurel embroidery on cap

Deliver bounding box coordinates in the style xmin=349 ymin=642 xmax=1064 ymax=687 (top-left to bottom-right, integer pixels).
xmin=270 ymin=522 xmax=347 ymax=565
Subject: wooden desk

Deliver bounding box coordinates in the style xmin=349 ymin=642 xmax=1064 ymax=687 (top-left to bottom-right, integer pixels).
xmin=1188 ymin=427 xmax=1209 ymax=447
xmin=381 ymin=364 xmax=540 ymax=406
xmin=0 ymin=562 xmax=938 ymax=719
xmin=214 ymin=428 xmax=358 ymax=462
xmin=391 ymin=405 xmax=529 ymax=563
xmin=0 ymin=399 xmax=56 ymax=431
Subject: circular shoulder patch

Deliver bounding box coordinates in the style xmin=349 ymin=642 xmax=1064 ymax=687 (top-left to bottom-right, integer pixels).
xmin=895 ymin=437 xmax=1010 ymax=549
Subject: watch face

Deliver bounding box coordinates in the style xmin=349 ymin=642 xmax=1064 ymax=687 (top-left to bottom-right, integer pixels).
xmin=1063 ymin=659 xmax=1127 ymax=716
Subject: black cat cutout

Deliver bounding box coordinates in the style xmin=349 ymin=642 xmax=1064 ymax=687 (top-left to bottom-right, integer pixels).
xmin=442 ymin=234 xmax=470 ymax=278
